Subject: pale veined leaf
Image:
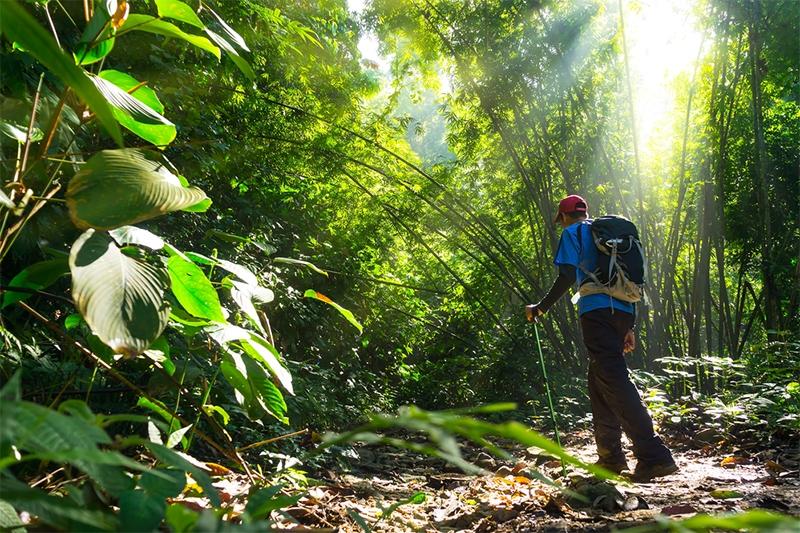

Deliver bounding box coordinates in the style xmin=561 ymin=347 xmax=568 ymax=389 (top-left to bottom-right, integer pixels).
xmin=97 ymin=69 xmax=176 ymax=146
xmin=203 ymin=6 xmax=250 ymax=51
xmin=217 ymin=259 xmax=258 ymax=285
xmin=119 ymin=14 xmax=220 ymax=59
xmin=204 ymin=29 xmax=255 ymax=80
xmin=70 ymin=229 xmax=170 ymax=355
xmin=91 ymin=74 xmax=172 ymax=125
xmin=167 ymin=255 xmax=226 ymax=322
xmin=0 ymin=120 xmax=44 ymax=143
xmin=155 ymin=0 xmax=204 ymax=29
xmin=0 ymin=2 xmax=122 ymax=144
xmin=0 ymin=189 xmax=14 ymax=209
xmin=304 ymin=289 xmax=363 ymax=334
xmin=66 ymin=148 xmax=207 ymax=230
xmin=0 ymin=500 xmax=25 ymax=532
xmin=109 ymin=225 xmax=165 ymax=250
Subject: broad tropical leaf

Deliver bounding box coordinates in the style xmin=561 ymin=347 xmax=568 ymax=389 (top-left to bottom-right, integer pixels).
xmin=119 ymin=14 xmax=220 ymax=59
xmin=74 ymin=2 xmax=116 ymax=65
xmin=0 ymin=1 xmax=122 ymax=144
xmin=66 ymin=149 xmax=207 ymax=229
xmin=155 ymin=0 xmax=204 ymax=29
xmin=0 ymin=120 xmax=43 ymax=144
xmin=1 ymin=258 xmax=69 ymax=309
xmin=96 ymin=70 xmax=176 ymax=146
xmin=70 ymin=229 xmax=170 ymax=355
xmin=167 ymin=255 xmax=226 ymax=322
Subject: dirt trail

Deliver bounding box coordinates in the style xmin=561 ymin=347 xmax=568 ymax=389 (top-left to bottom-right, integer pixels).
xmin=278 ymin=431 xmax=800 ymax=531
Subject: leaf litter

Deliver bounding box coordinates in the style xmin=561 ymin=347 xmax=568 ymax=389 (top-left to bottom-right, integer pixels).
xmin=160 ymin=429 xmax=799 ymax=531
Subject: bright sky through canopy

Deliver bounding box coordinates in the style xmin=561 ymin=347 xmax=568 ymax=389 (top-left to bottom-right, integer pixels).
xmin=349 ymin=0 xmax=704 ymax=162
xmin=620 ymin=0 xmax=704 ymax=158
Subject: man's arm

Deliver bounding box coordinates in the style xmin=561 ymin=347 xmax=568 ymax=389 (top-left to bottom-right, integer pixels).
xmin=526 ymin=264 xmax=576 ymax=321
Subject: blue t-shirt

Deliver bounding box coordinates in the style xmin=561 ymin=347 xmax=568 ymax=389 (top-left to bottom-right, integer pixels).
xmin=554 ymin=220 xmax=634 ymax=316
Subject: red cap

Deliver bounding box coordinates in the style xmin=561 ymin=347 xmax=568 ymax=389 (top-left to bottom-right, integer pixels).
xmin=554 ymin=194 xmax=588 ymax=222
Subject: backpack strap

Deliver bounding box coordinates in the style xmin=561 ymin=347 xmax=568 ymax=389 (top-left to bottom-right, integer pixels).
xmin=576 ymin=221 xmax=603 ymax=287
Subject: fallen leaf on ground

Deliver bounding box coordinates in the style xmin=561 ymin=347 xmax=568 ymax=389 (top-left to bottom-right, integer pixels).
xmin=720 ymin=456 xmax=748 ymax=468
xmin=709 ymin=489 xmax=743 ymax=499
xmin=661 ymin=503 xmax=698 ymax=516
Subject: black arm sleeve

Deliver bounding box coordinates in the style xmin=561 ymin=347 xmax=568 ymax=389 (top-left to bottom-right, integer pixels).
xmin=538 ymin=264 xmax=577 ymax=312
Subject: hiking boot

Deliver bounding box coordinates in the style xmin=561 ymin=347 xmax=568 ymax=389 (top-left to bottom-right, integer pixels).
xmin=630 ymin=460 xmax=679 ymax=482
xmin=593 ymin=459 xmax=629 ymax=475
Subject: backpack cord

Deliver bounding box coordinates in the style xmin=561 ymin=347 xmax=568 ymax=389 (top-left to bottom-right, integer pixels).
xmin=533 ymin=323 xmax=566 ymax=476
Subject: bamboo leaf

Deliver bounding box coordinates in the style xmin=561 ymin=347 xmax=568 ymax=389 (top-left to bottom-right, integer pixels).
xmin=304 ymin=289 xmax=363 ymax=333
xmin=274 ymin=256 xmax=329 ymax=277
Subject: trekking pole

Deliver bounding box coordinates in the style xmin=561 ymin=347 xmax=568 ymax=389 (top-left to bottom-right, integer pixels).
xmin=533 ymin=322 xmax=567 ymax=476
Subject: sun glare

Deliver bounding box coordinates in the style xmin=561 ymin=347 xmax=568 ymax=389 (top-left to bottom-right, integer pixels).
xmin=621 ymin=0 xmax=705 ymax=160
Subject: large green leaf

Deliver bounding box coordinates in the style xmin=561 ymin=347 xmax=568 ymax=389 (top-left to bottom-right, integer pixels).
xmin=118 ymin=490 xmax=165 ymax=533
xmin=242 ymin=356 xmax=288 ymax=423
xmin=96 ymin=70 xmax=176 ymax=146
xmin=0 ymin=1 xmax=122 ymax=144
xmin=0 ymin=120 xmax=44 ymax=144
xmin=66 ymin=149 xmax=207 ymax=230
xmin=119 ymin=14 xmax=220 ymax=59
xmin=0 ymin=500 xmax=25 ymax=533
xmin=1 ymin=257 xmax=69 ymax=309
xmin=155 ymin=0 xmax=204 ymax=29
xmin=70 ymin=229 xmax=170 ymax=355
xmin=0 ymin=477 xmax=118 ymax=532
xmin=167 ymin=255 xmax=226 ymax=322
xmin=220 ymin=350 xmax=286 ymax=423
xmin=74 ymin=2 xmax=115 ymax=65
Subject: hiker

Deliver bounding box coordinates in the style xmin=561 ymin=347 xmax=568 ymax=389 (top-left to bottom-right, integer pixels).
xmin=525 ymin=194 xmax=678 ymax=482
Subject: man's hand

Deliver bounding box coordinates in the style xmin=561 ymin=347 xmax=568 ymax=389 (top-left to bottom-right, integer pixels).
xmin=525 ymin=304 xmax=543 ymax=323
xmin=623 ymin=329 xmax=636 ymax=354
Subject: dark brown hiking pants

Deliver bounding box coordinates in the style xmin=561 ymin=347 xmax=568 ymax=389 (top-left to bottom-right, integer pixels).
xmin=581 ymin=308 xmax=673 ymax=466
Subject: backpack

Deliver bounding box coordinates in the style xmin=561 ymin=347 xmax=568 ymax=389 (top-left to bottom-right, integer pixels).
xmin=576 ymin=215 xmax=645 ymax=303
